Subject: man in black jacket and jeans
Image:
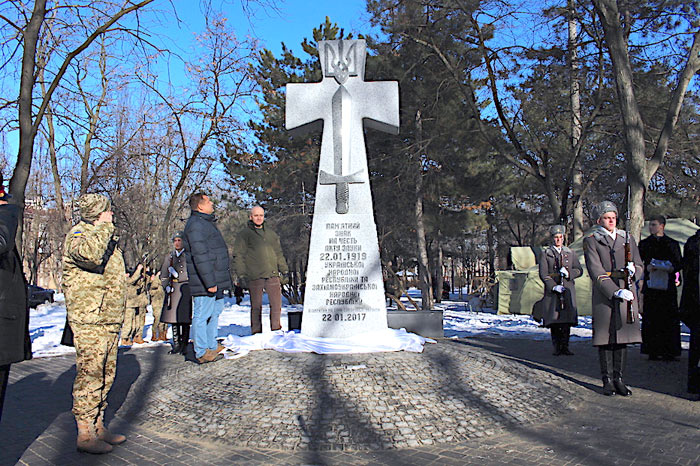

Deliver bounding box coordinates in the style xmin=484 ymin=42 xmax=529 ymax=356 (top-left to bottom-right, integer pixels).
xmin=0 ymin=174 xmax=31 ymax=422
xmin=184 ymin=193 xmax=232 ymax=364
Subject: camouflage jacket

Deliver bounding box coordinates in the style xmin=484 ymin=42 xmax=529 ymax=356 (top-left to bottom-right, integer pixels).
xmin=125 ymin=270 xmax=148 ymax=308
xmin=62 ymin=221 xmax=126 ymax=326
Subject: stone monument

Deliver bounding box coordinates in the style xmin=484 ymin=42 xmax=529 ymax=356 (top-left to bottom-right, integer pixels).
xmin=286 ymin=39 xmax=399 ymax=338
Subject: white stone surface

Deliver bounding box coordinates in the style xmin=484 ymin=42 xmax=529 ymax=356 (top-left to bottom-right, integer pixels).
xmin=285 ymin=40 xmax=399 ymax=338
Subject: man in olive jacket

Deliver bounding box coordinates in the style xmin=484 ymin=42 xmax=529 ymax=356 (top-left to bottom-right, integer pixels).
xmin=235 ymin=206 xmax=288 ymax=334
xmin=0 ymin=177 xmax=31 ymax=423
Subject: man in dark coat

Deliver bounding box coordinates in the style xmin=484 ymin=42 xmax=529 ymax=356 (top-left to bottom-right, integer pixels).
xmin=0 ymin=177 xmax=31 ymax=422
xmin=160 ymin=231 xmax=192 ymax=355
xmin=638 ymin=215 xmax=683 ymax=360
xmin=583 ymin=200 xmax=643 ymax=396
xmin=538 ymin=225 xmax=583 ymax=355
xmin=680 ymin=228 xmax=700 ymax=396
xmin=234 ymin=206 xmax=288 ymax=335
xmin=184 ymin=193 xmax=232 ymax=364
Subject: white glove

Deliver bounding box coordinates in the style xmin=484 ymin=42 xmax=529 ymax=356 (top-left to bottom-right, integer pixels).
xmin=614 ymin=289 xmax=634 ymax=301
xmin=553 ymin=285 xmax=565 ymax=293
xmin=146 ymin=304 xmax=153 ymax=313
xmin=165 ymin=286 xmax=172 ymax=294
xmin=626 ymin=262 xmax=636 ymax=278
xmin=559 ymin=267 xmax=569 ymax=279
xmin=168 ymin=266 xmax=179 ymax=279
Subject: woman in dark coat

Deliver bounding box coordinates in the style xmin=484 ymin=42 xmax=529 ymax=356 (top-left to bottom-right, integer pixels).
xmin=583 ymin=201 xmax=643 ymax=396
xmin=680 ymin=228 xmax=700 ymax=395
xmin=160 ymin=231 xmax=192 ymax=354
xmin=638 ymin=215 xmax=683 ymax=360
xmin=538 ymin=225 xmax=583 ymax=355
xmin=0 ymin=182 xmax=31 ymax=422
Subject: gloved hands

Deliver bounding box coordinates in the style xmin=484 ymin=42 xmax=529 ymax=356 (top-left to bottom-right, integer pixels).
xmin=559 ymin=267 xmax=569 ymax=279
xmin=626 ymin=262 xmax=636 ymax=278
xmin=614 ymin=289 xmax=634 ymax=301
xmin=168 ymin=266 xmax=179 ymax=279
xmin=279 ymin=272 xmax=290 ymax=286
xmin=165 ymin=285 xmax=172 ymax=294
xmin=553 ymin=285 xmax=565 ymax=293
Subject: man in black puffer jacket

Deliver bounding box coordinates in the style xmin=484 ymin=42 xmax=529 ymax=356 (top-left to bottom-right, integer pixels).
xmin=0 ymin=174 xmax=31 ymax=422
xmin=184 ymin=193 xmax=232 ymax=364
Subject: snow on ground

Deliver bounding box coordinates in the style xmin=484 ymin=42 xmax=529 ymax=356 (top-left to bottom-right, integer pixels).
xmin=28 ymin=288 xmax=689 ymax=358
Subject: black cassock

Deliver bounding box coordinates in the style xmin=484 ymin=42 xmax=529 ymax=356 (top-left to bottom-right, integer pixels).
xmin=638 ymin=234 xmax=683 ymax=358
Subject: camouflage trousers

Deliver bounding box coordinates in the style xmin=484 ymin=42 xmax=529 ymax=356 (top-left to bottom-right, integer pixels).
xmin=121 ymin=306 xmax=146 ymax=342
xmin=151 ymin=297 xmax=167 ymax=339
xmin=71 ymin=322 xmax=120 ymax=424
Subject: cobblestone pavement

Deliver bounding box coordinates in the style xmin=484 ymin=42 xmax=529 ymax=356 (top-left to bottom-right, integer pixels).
xmin=1 ymin=337 xmax=698 ymax=465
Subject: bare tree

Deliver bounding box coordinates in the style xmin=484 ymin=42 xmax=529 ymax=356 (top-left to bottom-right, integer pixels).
xmin=592 ymin=0 xmax=700 ymax=239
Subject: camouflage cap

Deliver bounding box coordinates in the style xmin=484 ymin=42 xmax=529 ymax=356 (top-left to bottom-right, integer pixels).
xmin=593 ymin=200 xmax=618 ymax=220
xmin=549 ymin=224 xmax=566 ymax=236
xmin=172 ymin=230 xmax=184 ymax=241
xmin=78 ymin=193 xmax=111 ymax=222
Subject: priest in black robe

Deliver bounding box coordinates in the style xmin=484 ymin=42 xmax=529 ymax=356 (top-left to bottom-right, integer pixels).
xmin=638 ymin=215 xmax=683 ymax=360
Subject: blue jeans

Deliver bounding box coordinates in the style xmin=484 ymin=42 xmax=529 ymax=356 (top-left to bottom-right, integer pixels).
xmin=192 ymin=296 xmax=224 ymax=358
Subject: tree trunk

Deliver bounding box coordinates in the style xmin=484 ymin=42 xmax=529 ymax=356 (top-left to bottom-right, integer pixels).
xmin=569 ymin=0 xmax=584 ymax=240
xmin=10 ymin=0 xmax=47 ymax=251
xmin=414 ymin=110 xmax=434 ymax=310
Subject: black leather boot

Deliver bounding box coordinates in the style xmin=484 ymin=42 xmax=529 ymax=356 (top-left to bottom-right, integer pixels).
xmin=180 ymin=325 xmax=190 ymax=355
xmin=169 ymin=325 xmax=182 ymax=354
xmin=599 ymin=347 xmax=615 ymax=396
xmin=613 ymin=346 xmax=632 ymax=396
xmin=551 ymin=327 xmax=563 ymax=356
xmin=561 ymin=326 xmax=574 ymax=355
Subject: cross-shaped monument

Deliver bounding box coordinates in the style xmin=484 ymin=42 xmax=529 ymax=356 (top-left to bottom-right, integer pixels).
xmin=286 ymin=39 xmax=399 ymax=338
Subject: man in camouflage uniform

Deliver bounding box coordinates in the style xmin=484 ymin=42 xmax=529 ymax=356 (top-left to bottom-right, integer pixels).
xmin=63 ymin=194 xmax=127 ymax=454
xmin=148 ymin=269 xmax=167 ymax=340
xmin=121 ymin=264 xmax=147 ymax=345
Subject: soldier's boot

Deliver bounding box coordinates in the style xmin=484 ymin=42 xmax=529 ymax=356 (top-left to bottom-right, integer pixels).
xmin=612 ymin=346 xmax=632 ymax=396
xmin=180 ymin=325 xmax=190 ymax=355
xmin=76 ymin=421 xmax=113 ymax=454
xmin=120 ymin=338 xmax=132 ymax=347
xmin=561 ymin=326 xmax=574 ymax=356
xmin=96 ymin=415 xmax=126 ymax=445
xmin=551 ymin=327 xmax=563 ymax=356
xmin=599 ymin=347 xmax=615 ymax=396
xmin=133 ymin=335 xmax=145 ymax=344
xmin=169 ymin=325 xmax=182 ymax=354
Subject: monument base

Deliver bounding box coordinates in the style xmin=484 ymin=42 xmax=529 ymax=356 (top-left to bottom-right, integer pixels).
xmin=387 ymin=310 xmax=444 ymax=338
xmin=288 ymin=311 xmax=303 ymax=331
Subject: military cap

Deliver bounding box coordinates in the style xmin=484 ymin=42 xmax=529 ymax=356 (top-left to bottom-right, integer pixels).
xmin=593 ymin=200 xmax=618 ymax=220
xmin=78 ymin=193 xmax=111 ymax=222
xmin=172 ymin=231 xmax=184 ymax=241
xmin=549 ymin=224 xmax=566 ymax=236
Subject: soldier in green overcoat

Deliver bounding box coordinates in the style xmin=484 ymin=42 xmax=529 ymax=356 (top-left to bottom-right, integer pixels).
xmin=62 ymin=194 xmax=127 ymax=454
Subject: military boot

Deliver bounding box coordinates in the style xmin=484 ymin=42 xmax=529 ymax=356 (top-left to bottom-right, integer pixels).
xmin=612 ymin=346 xmax=632 ymax=396
xmin=180 ymin=325 xmax=190 ymax=355
xmin=169 ymin=325 xmax=181 ymax=354
xmin=551 ymin=327 xmax=563 ymax=356
xmin=96 ymin=415 xmax=127 ymax=445
xmin=76 ymin=421 xmax=113 ymax=454
xmin=560 ymin=327 xmax=574 ymax=355
xmin=599 ymin=347 xmax=615 ymax=396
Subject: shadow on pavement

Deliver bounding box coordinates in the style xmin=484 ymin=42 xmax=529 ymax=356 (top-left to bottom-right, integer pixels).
xmin=0 ymin=366 xmax=74 ymax=465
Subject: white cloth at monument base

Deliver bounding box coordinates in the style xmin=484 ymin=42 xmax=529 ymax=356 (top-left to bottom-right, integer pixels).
xmin=220 ymin=328 xmax=435 ymax=359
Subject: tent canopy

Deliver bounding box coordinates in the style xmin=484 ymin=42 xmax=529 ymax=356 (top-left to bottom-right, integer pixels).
xmin=496 ymin=218 xmax=699 ymax=315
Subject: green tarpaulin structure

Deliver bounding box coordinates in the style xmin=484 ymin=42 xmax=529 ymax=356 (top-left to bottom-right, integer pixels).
xmin=496 ymin=218 xmax=699 ymax=315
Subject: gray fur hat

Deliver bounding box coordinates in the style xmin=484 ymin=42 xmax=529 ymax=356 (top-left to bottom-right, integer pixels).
xmin=593 ymin=200 xmax=618 ymax=220
xmin=549 ymin=224 xmax=566 ymax=236
xmin=172 ymin=231 xmax=184 ymax=241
